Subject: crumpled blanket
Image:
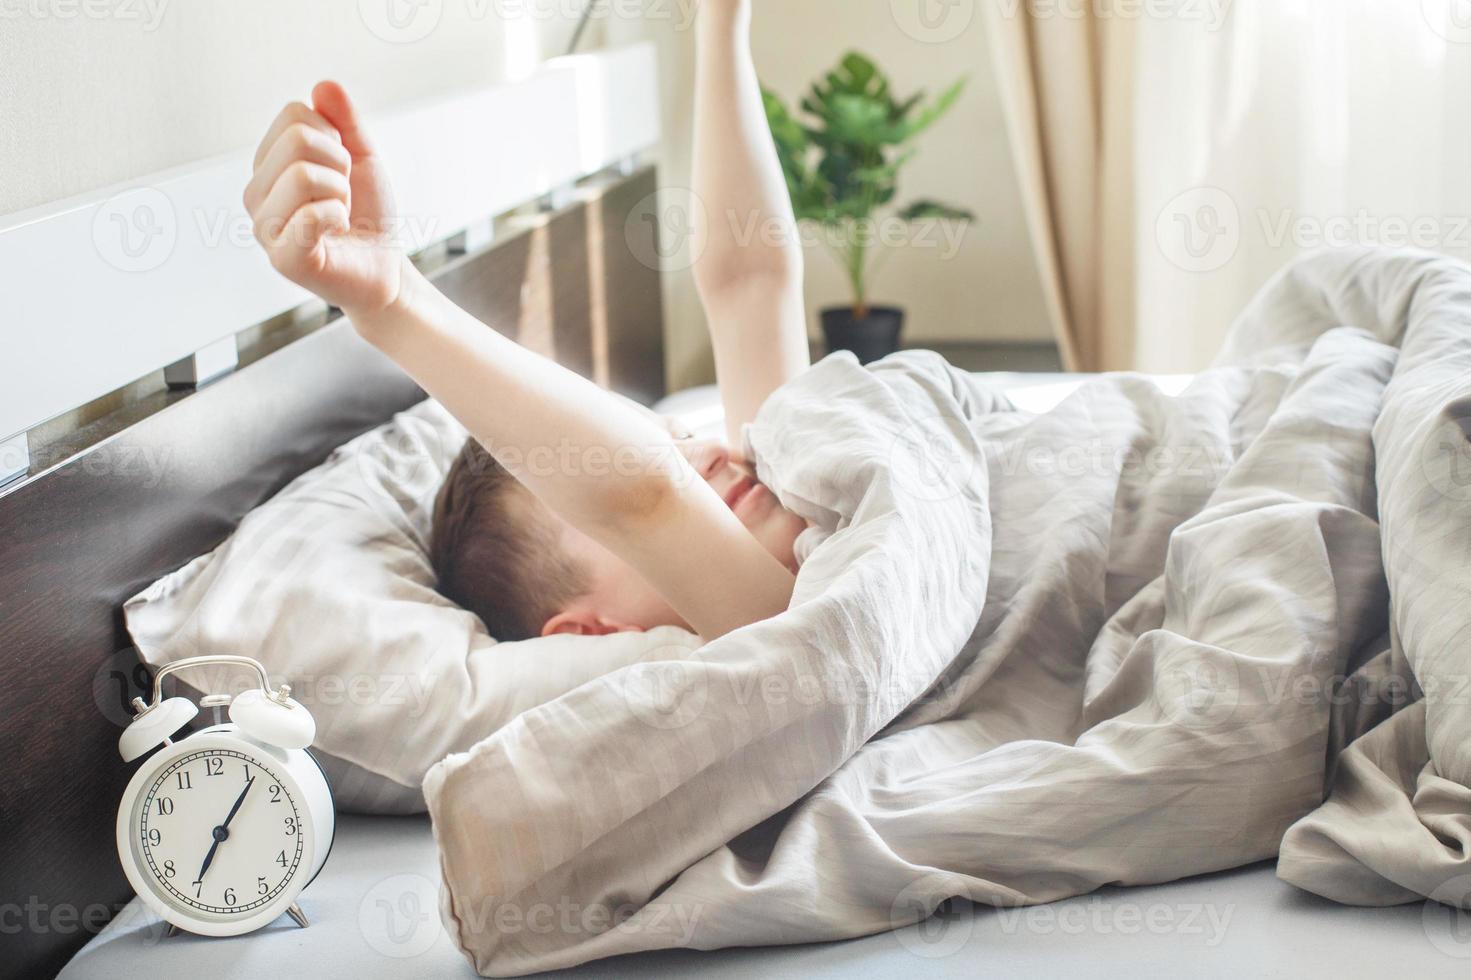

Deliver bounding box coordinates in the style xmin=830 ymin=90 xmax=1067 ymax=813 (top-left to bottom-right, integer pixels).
xmin=423 ymin=247 xmax=1471 ymax=976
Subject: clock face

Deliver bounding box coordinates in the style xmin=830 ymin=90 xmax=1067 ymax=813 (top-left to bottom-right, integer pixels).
xmin=128 ymin=746 xmax=305 ymax=919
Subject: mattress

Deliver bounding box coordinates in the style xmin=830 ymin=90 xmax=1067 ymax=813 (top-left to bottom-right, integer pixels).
xmin=60 ymin=812 xmax=1458 ymax=979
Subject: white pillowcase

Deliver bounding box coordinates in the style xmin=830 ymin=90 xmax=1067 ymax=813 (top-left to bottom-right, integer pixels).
xmin=124 ymin=399 xmax=701 ymax=813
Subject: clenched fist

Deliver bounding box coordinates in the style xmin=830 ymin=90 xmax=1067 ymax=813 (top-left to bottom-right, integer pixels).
xmin=243 ymin=81 xmax=407 ymax=320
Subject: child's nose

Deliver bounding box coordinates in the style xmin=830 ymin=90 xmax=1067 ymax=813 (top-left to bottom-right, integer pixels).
xmin=684 ymin=440 xmax=731 ymax=480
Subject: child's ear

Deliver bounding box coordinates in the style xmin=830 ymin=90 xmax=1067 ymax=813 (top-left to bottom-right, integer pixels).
xmin=541 ymin=611 xmax=643 ymax=637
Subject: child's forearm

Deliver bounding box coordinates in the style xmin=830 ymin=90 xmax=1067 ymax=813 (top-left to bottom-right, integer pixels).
xmin=694 ymin=1 xmax=810 ymax=443
xmin=352 ymin=259 xmax=684 ymax=536
xmin=693 ymin=3 xmax=803 ymax=292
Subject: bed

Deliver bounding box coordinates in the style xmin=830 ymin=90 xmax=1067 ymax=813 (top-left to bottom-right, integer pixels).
xmin=41 ymin=360 xmax=1471 ymax=978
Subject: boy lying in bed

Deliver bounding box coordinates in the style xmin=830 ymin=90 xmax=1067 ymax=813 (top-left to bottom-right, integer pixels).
xmin=245 ymin=0 xmax=811 ymax=641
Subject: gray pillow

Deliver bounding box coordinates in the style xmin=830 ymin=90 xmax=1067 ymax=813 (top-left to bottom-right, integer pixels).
xmin=125 ymin=399 xmax=701 ymax=813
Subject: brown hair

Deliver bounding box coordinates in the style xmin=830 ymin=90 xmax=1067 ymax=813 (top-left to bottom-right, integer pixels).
xmin=429 ymin=439 xmax=590 ymax=640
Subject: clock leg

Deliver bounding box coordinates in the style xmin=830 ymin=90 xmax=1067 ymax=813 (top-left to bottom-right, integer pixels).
xmin=287 ymin=903 xmax=310 ymax=929
xmin=165 ymin=924 xmax=181 ymax=939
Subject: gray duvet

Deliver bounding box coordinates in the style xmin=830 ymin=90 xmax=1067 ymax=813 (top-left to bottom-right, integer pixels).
xmin=423 ymin=247 xmax=1471 ymax=976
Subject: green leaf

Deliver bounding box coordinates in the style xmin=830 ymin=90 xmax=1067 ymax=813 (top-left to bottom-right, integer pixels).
xmin=891 ymin=77 xmax=967 ymax=143
xmin=897 ymin=200 xmax=975 ymax=222
xmin=762 ymin=87 xmax=809 ymax=162
xmin=838 ymin=51 xmax=880 ymax=92
xmin=764 ymin=85 xmax=832 ymax=220
xmin=891 ymin=92 xmax=923 ymax=123
xmin=825 ymin=93 xmax=891 ymax=147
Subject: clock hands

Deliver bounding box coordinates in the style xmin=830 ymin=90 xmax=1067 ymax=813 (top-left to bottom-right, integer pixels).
xmin=193 ymin=774 xmax=254 ymax=888
xmin=192 ymin=840 xmax=220 ymax=889
xmin=220 ymin=775 xmax=255 ymax=830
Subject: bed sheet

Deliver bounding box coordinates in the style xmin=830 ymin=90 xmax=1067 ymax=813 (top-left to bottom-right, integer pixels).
xmin=59 ymin=812 xmax=1465 ymax=979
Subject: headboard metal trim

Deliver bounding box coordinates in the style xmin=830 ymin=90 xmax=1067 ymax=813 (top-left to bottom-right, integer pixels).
xmin=0 ymin=434 xmax=25 ymax=486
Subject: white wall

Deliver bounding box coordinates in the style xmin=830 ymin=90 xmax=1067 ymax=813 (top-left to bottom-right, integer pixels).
xmin=612 ymin=0 xmax=1054 ymax=390
xmin=1 ymin=0 xmax=1053 ymax=396
xmin=0 ymin=0 xmax=588 ymax=216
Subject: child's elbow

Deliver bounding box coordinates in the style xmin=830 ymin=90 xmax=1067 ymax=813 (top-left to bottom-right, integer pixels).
xmin=693 ymin=252 xmax=803 ymax=308
xmin=592 ymin=468 xmax=683 ymax=535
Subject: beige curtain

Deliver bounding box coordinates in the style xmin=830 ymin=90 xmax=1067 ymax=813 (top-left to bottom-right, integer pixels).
xmin=1133 ymin=0 xmax=1471 ymax=373
xmin=982 ymin=0 xmax=1137 ymax=372
xmin=988 ymin=0 xmax=1471 ymax=375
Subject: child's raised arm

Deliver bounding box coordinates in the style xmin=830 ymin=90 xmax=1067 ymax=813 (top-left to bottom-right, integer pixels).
xmin=245 ymin=82 xmax=795 ymax=639
xmin=693 ymin=0 xmax=810 ymax=447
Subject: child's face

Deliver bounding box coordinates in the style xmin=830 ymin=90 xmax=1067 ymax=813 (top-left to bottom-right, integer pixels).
xmin=540 ymin=437 xmax=807 ymax=637
xmin=676 ymin=438 xmax=805 ymax=569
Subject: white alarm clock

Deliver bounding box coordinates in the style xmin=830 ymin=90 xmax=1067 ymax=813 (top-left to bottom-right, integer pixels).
xmin=116 ymin=655 xmax=335 ymax=936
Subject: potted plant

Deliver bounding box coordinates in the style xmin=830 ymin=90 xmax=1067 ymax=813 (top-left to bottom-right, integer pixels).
xmin=763 ymin=53 xmax=972 ymax=364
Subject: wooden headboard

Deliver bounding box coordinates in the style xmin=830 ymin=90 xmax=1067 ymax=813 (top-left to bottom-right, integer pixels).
xmin=0 ymin=167 xmax=665 ymax=980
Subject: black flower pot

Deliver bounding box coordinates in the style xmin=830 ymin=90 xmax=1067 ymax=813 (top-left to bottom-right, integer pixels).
xmin=820 ymin=305 xmax=905 ymax=365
